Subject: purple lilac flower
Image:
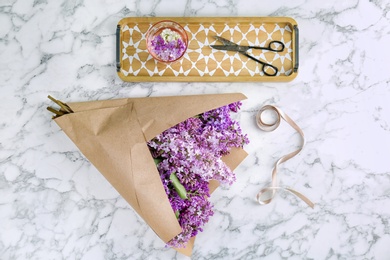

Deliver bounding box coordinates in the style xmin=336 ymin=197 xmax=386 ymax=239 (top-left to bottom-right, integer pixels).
xmin=150 ymin=33 xmax=186 ymax=62
xmin=147 ymin=102 xmax=249 ymax=247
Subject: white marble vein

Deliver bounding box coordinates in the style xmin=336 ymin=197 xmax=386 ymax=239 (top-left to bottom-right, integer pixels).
xmin=1 ymin=0 xmax=390 ymax=259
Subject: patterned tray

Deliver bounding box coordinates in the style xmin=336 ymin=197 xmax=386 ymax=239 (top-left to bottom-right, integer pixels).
xmin=116 ymin=17 xmax=299 ymax=82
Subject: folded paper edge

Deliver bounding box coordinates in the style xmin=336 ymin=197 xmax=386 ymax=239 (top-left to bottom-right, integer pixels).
xmin=54 ymin=104 xmax=183 ymax=243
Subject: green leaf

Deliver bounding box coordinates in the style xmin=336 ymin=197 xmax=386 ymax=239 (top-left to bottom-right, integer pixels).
xmin=153 ymin=158 xmax=163 ymax=166
xmin=170 ymin=172 xmax=187 ymax=199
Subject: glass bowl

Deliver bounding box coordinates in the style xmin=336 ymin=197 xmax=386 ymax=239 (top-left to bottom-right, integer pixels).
xmin=146 ymin=20 xmax=188 ymax=63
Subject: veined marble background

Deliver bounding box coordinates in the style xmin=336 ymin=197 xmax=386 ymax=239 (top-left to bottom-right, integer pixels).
xmin=1 ymin=0 xmax=390 ymax=259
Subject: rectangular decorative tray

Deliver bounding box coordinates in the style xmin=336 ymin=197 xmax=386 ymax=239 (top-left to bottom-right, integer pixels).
xmin=116 ymin=17 xmax=299 ymax=82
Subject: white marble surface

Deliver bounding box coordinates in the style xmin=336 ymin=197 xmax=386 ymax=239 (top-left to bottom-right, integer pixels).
xmin=1 ymin=0 xmax=390 ymax=259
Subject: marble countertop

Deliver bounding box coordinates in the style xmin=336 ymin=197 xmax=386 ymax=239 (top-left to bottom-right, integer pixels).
xmin=1 ymin=0 xmax=390 ymax=259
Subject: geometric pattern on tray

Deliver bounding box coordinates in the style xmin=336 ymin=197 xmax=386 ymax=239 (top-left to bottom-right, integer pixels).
xmin=120 ymin=20 xmax=294 ymax=79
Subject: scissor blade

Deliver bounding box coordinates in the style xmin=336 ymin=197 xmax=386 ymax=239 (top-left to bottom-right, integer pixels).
xmin=210 ymin=45 xmax=242 ymax=51
xmin=213 ymin=36 xmax=237 ymax=46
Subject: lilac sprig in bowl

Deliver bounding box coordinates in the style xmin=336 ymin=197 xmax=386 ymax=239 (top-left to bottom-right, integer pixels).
xmin=146 ymin=20 xmax=188 ymax=63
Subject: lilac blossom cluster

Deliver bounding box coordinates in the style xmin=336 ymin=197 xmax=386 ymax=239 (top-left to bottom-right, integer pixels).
xmin=147 ymin=102 xmax=249 ymax=248
xmin=150 ymin=34 xmax=186 ymax=62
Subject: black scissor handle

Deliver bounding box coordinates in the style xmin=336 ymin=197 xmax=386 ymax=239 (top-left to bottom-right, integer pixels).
xmin=250 ymin=40 xmax=285 ymax=52
xmin=267 ymin=40 xmax=285 ymax=52
xmin=262 ymin=63 xmax=279 ymax=76
xmin=242 ymin=53 xmax=279 ymax=76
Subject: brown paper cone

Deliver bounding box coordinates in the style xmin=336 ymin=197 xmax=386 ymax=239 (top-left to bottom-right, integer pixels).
xmin=52 ymin=93 xmax=247 ymax=255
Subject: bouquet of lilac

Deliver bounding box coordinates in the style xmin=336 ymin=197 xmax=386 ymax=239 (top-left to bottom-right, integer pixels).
xmin=148 ymin=102 xmax=249 ymax=248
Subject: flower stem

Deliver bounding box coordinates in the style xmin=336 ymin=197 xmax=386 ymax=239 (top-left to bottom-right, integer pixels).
xmin=170 ymin=172 xmax=187 ymax=199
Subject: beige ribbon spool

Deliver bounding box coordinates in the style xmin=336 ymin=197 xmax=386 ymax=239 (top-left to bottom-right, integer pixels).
xmin=256 ymin=105 xmax=314 ymax=208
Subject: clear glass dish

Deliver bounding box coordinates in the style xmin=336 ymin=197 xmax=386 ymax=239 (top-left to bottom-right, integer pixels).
xmin=146 ymin=20 xmax=188 ymax=63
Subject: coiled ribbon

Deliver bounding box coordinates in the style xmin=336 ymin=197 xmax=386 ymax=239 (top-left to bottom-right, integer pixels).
xmin=256 ymin=105 xmax=314 ymax=208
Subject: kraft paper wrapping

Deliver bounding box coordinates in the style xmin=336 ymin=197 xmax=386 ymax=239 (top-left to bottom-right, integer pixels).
xmin=52 ymin=93 xmax=248 ymax=256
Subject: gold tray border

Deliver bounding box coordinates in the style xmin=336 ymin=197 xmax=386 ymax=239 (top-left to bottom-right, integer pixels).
xmin=116 ymin=17 xmax=298 ymax=82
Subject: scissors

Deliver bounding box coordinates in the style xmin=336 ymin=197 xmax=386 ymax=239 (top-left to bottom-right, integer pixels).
xmin=210 ymin=36 xmax=285 ymax=76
